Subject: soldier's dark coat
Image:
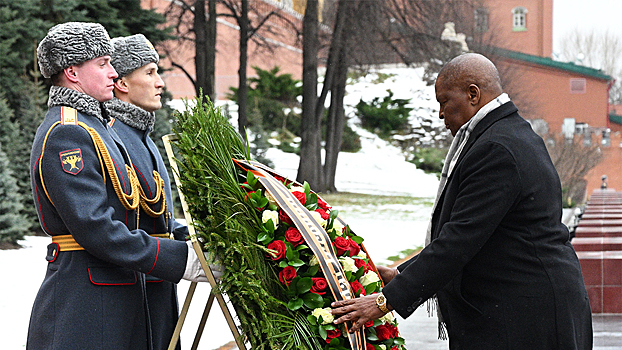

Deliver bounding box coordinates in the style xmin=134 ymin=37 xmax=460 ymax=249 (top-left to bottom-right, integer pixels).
xmin=383 ymin=102 xmax=593 ymax=350
xmin=28 ymin=86 xmax=187 ymax=350
xmin=106 ymin=97 xmax=187 ymax=350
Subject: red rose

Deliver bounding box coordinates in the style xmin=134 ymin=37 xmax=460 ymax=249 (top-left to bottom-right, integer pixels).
xmin=278 ymin=266 xmax=297 ymax=285
xmin=279 ymin=210 xmax=293 ymax=226
xmin=387 ymin=323 xmax=399 ymax=338
xmin=285 ymin=227 xmax=305 ymax=247
xmin=375 ymin=324 xmax=393 ymax=341
xmin=293 ymin=191 xmax=306 ymax=205
xmin=317 ymin=197 xmax=331 ymax=210
xmin=325 ymin=328 xmax=341 ymax=343
xmin=310 ymin=277 xmax=328 ymax=295
xmin=364 ymin=320 xmax=374 ymax=328
xmin=366 ymin=344 xmax=375 ymax=350
xmin=348 ymin=239 xmax=361 ymax=257
xmin=244 ymin=190 xmax=255 ymax=200
xmin=315 ymin=208 xmax=329 ymax=220
xmin=266 ymin=240 xmax=286 ymax=260
xmin=391 ymin=347 xmax=399 ymax=350
xmin=350 ymin=280 xmax=366 ymax=296
xmin=333 ymin=236 xmax=350 ymax=256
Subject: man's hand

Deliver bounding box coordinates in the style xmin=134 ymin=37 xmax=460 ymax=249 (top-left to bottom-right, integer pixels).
xmin=331 ymin=294 xmax=389 ymax=332
xmin=377 ymin=265 xmax=399 ymax=284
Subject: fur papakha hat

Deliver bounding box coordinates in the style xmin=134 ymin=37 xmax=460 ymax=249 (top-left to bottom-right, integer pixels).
xmin=37 ymin=22 xmax=113 ymax=79
xmin=110 ymin=34 xmax=159 ymax=79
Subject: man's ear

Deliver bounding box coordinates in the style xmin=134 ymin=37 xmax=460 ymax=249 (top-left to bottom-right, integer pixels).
xmin=468 ymin=84 xmax=481 ymax=106
xmin=114 ymin=78 xmax=129 ymax=94
xmin=64 ymin=66 xmax=79 ymax=83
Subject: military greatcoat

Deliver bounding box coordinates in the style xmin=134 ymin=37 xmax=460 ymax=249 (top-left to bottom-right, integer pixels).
xmin=28 ymin=86 xmax=188 ymax=350
xmin=106 ymin=97 xmax=188 ymax=350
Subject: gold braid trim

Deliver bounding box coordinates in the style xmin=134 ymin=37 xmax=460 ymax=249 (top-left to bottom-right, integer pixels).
xmin=39 ymin=121 xmax=140 ymax=211
xmin=138 ymin=170 xmax=167 ymax=218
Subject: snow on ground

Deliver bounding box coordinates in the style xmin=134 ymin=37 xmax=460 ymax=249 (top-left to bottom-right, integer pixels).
xmin=0 ymin=66 xmax=441 ymax=349
xmin=266 ymin=127 xmax=439 ymax=197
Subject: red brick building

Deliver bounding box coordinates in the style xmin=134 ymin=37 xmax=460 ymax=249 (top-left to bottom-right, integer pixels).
xmin=141 ymin=0 xmax=307 ymax=105
xmin=458 ymin=0 xmax=613 ymax=198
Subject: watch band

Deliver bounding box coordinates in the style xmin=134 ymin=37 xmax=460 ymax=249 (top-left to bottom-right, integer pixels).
xmin=376 ymin=293 xmax=390 ymax=313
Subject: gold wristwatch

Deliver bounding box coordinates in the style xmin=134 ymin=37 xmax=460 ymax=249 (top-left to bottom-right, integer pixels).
xmin=376 ymin=293 xmax=390 ymax=313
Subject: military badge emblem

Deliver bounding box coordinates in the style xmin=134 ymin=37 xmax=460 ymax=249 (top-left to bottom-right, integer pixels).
xmin=60 ymin=149 xmax=83 ymax=175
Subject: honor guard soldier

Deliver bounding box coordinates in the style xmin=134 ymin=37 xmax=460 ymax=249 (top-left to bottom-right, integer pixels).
xmin=28 ymin=22 xmax=206 ymax=350
xmin=104 ymin=34 xmax=187 ymax=350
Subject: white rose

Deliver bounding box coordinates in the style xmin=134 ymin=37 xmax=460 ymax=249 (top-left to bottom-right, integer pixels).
xmin=261 ymin=210 xmax=279 ymax=230
xmin=379 ymin=345 xmax=386 ymax=350
xmin=331 ymin=220 xmax=344 ymax=236
xmin=359 ymin=271 xmax=380 ymax=286
xmin=339 ymin=256 xmax=357 ymax=273
xmin=311 ymin=307 xmax=334 ymax=324
xmin=290 ymin=186 xmax=305 ymax=194
xmin=265 ymin=192 xmax=277 ymax=206
xmin=309 ymin=255 xmax=319 ymax=266
xmin=309 ymin=211 xmax=326 ymax=228
xmin=354 ymin=250 xmax=367 ymax=260
xmin=379 ymin=312 xmax=395 ymax=323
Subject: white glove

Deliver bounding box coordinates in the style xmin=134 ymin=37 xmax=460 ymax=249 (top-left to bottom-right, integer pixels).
xmin=209 ymin=260 xmax=224 ymax=280
xmin=182 ymin=241 xmax=208 ymax=282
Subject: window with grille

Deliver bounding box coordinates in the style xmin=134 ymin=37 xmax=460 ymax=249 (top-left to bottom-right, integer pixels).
xmin=512 ymin=7 xmax=527 ymax=31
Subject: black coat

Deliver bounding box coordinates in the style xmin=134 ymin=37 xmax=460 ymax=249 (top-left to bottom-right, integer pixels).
xmin=28 ymin=104 xmax=188 ymax=350
xmin=383 ymin=102 xmax=592 ymax=349
xmin=109 ymin=114 xmax=188 ymax=350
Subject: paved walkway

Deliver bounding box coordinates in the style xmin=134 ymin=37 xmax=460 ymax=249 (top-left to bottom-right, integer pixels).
xmin=217 ymin=309 xmax=621 ymax=349
xmin=397 ymin=308 xmax=622 ymax=350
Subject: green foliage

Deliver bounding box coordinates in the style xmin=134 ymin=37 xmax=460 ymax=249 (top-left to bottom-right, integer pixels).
xmin=172 ymin=96 xmax=316 ymax=349
xmin=411 ymin=147 xmax=448 ymax=175
xmin=355 ymin=90 xmax=413 ymax=139
xmin=340 ymin=123 xmax=362 ymax=152
xmin=0 ymin=142 xmax=27 ymax=247
xmin=229 ymin=66 xmax=302 ymax=133
xmin=0 ymin=0 xmax=48 ymax=111
xmin=11 ymin=79 xmax=46 ymax=233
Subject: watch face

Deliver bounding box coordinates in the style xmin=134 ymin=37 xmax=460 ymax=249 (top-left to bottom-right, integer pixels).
xmin=377 ymin=294 xmax=385 ymax=304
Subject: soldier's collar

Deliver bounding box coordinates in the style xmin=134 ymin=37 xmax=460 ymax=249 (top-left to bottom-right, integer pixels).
xmin=104 ymin=97 xmax=155 ymax=132
xmin=48 ymin=86 xmax=107 ymax=123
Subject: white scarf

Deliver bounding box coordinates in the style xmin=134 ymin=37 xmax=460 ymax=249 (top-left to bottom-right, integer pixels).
xmin=424 ymin=93 xmax=510 ymax=339
xmin=425 ymin=93 xmax=510 ymax=245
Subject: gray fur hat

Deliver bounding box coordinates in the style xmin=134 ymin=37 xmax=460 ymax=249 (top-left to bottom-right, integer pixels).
xmin=37 ymin=22 xmax=113 ymax=78
xmin=110 ymin=34 xmax=159 ymax=79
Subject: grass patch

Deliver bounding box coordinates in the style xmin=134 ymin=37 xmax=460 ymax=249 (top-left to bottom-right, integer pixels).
xmin=319 ymin=192 xmax=433 ymax=207
xmin=386 ymin=246 xmax=423 ymax=263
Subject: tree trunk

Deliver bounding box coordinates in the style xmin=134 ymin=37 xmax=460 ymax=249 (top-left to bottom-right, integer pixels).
xmin=315 ymin=0 xmax=348 ymax=121
xmin=237 ymin=0 xmax=249 ymax=139
xmin=194 ymin=0 xmax=207 ymax=99
xmin=297 ymin=0 xmax=323 ymax=190
xmin=206 ymin=0 xmax=217 ymax=101
xmin=324 ymin=45 xmax=348 ymax=192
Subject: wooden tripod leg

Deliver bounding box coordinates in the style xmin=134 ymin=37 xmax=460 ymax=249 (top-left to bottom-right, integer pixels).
xmin=190 ymin=293 xmax=215 ymax=350
xmin=168 ymin=282 xmax=198 ymax=350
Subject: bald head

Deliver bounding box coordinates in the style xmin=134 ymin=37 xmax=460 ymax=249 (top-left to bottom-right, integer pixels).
xmin=437 ymin=53 xmax=503 ymax=102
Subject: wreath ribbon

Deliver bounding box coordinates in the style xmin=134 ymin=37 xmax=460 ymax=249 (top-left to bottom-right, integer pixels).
xmin=234 ymin=159 xmax=365 ymax=350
